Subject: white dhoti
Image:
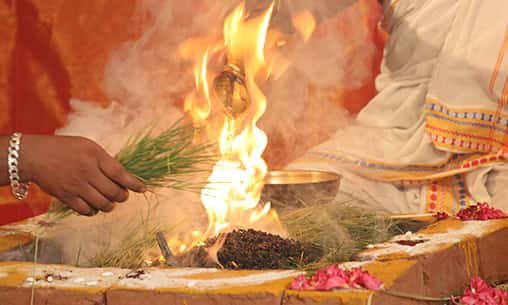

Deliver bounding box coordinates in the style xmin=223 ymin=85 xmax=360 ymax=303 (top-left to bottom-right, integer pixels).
xmin=289 ymin=0 xmax=508 ymax=214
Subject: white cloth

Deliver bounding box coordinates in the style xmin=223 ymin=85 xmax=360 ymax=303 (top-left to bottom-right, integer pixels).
xmin=289 ymin=0 xmax=508 ymax=213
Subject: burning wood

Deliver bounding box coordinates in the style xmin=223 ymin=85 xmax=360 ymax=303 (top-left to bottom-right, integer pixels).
xmin=173 ymin=229 xmax=322 ymax=270
xmin=155 ymin=231 xmax=175 ymax=266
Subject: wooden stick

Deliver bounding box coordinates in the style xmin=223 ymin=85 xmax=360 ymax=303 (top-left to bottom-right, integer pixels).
xmin=389 ymin=213 xmax=436 ymax=221
xmin=155 ymin=231 xmax=174 ymax=265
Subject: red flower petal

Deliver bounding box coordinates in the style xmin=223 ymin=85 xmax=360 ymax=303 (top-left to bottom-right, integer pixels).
xmin=470 ymin=277 xmax=491 ymax=293
xmin=290 ymin=265 xmax=382 ymax=292
xmin=316 ymin=276 xmax=348 ymax=291
xmin=435 ymin=212 xmax=449 ymax=220
xmin=456 ymin=277 xmax=508 ymax=305
xmin=290 ymin=275 xmax=312 ymax=290
xmin=356 ymin=271 xmax=382 ymax=291
xmin=457 ymin=203 xmax=506 ymax=221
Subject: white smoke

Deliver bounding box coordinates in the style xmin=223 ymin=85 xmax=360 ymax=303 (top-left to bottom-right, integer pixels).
xmin=48 ymin=0 xmax=382 ymax=266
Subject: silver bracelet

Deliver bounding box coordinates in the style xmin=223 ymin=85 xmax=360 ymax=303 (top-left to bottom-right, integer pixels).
xmin=7 ymin=133 xmax=29 ymax=200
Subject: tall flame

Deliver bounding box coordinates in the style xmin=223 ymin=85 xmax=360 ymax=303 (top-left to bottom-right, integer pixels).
xmin=184 ymin=49 xmax=212 ymax=123
xmin=175 ymin=2 xmax=316 ymax=255
xmin=201 ymin=1 xmax=285 ymax=243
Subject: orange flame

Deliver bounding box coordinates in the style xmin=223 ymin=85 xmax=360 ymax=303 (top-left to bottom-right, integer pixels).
xmin=201 ymin=2 xmax=287 ymax=240
xmin=176 ymin=2 xmax=316 ymax=256
xmin=184 ymin=48 xmax=212 ymax=123
xmin=292 ymin=10 xmax=316 ymax=42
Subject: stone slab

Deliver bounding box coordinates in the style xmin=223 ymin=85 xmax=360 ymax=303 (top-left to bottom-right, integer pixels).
xmin=1 ymin=219 xmax=508 ymax=305
xmin=107 ymin=269 xmax=301 ymax=305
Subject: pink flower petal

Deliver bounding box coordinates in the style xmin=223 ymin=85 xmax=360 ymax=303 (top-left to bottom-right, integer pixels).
xmin=457 ymin=277 xmax=508 ymax=305
xmin=290 ymin=275 xmax=312 ymax=290
xmin=470 ymin=277 xmax=490 ymax=292
xmin=290 ymin=265 xmax=383 ymax=292
xmin=358 ymin=272 xmax=382 ymax=291
xmin=316 ymin=276 xmax=348 ymax=291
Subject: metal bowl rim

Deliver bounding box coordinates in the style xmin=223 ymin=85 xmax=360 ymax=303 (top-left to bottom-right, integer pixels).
xmin=264 ymin=170 xmax=340 ymax=185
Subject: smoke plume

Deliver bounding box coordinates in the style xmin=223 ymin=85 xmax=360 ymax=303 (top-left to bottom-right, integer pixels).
xmin=47 ymin=0 xmax=382 ymax=266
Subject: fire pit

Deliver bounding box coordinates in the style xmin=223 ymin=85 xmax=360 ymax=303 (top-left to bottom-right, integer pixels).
xmin=172 ymin=229 xmax=323 ymax=270
xmin=261 ymin=170 xmax=341 ymax=210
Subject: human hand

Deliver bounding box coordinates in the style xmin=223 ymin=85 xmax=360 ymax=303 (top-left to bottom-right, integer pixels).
xmin=19 ymin=135 xmax=146 ymax=216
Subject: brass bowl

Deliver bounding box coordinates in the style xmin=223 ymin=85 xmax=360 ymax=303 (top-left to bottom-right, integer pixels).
xmin=261 ymin=170 xmax=341 ymax=210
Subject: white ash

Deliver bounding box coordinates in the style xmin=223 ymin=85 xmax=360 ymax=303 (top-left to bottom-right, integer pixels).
xmin=355 ymin=220 xmax=499 ymax=261
xmin=1 ymin=263 xmax=302 ymax=291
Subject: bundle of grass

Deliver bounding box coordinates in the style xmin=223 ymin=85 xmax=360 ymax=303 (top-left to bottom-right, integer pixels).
xmin=81 ymin=197 xmax=399 ymax=270
xmin=280 ymin=196 xmax=400 ymax=271
xmin=46 ymin=119 xmax=217 ymax=222
xmin=82 ymin=218 xmax=170 ymax=269
xmin=116 ymin=119 xmax=216 ymax=190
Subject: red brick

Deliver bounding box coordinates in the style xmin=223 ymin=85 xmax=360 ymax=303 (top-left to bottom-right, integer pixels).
xmin=477 ymin=223 xmax=508 ymax=283
xmin=0 ymin=286 xmax=105 ymax=305
xmin=107 ymin=289 xmax=280 ymax=305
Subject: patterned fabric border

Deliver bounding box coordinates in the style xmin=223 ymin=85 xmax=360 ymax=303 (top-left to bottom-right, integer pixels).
xmin=425 ymin=175 xmax=471 ymax=214
xmin=310 ymin=148 xmax=507 ymax=184
xmin=425 ymin=98 xmax=508 ymax=153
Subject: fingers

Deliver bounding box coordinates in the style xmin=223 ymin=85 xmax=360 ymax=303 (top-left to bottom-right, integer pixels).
xmin=89 ymin=172 xmax=129 ymax=203
xmin=40 ymin=137 xmax=148 ymax=217
xmin=59 ymin=183 xmax=116 ymax=216
xmin=62 ymin=196 xmax=98 ymax=217
xmin=82 ymin=184 xmax=116 ymax=212
xmin=99 ymin=156 xmax=146 ymax=193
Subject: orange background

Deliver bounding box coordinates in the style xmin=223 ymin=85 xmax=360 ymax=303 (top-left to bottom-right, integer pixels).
xmin=0 ymin=0 xmax=385 ymax=225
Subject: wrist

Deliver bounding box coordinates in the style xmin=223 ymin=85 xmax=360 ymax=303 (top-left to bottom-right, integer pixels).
xmin=17 ymin=134 xmax=35 ymax=183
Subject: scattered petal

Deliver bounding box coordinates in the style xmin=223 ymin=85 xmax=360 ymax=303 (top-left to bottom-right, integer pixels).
xmin=395 ymin=240 xmax=425 ymax=246
xmin=457 ymin=202 xmax=506 ymax=221
xmin=453 ymin=277 xmax=508 ymax=305
xmin=435 ymin=212 xmax=449 ymax=220
xmin=290 ymin=275 xmax=312 ymax=290
xmin=290 ymin=264 xmax=382 ymax=292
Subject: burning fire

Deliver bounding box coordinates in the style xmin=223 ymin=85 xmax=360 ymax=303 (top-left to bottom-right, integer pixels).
xmin=184 ymin=49 xmax=212 ymax=123
xmin=172 ymin=1 xmax=316 ymax=255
